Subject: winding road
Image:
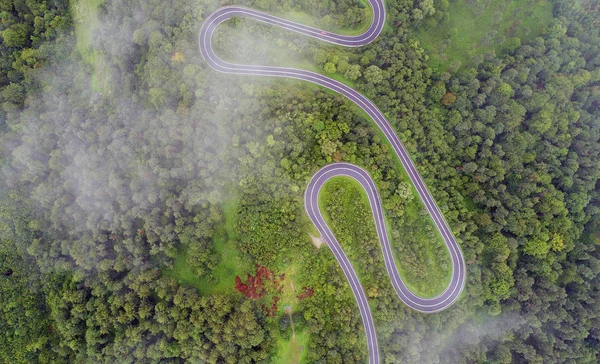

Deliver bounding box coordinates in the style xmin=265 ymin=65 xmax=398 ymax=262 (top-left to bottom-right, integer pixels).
xmin=199 ymin=1 xmax=466 ymax=363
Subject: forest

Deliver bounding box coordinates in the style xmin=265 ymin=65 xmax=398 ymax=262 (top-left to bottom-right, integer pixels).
xmin=0 ymin=0 xmax=598 ymax=362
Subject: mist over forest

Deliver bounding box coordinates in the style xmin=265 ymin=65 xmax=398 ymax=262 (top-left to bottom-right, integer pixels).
xmin=1 ymin=0 xmax=599 ymax=362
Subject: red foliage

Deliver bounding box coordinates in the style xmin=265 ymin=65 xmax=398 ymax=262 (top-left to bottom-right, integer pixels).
xmin=441 ymin=92 xmax=457 ymax=106
xmin=235 ymin=266 xmax=288 ymax=315
xmin=235 ymin=265 xmax=284 ymax=299
xmin=262 ymin=296 xmax=280 ymax=317
xmin=297 ymin=287 xmax=314 ymax=301
xmin=273 ymin=275 xmax=285 ymax=293
xmin=333 ymin=151 xmax=342 ymax=162
xmin=234 ymin=272 xmax=265 ymax=299
xmin=234 ymin=276 xmax=250 ymax=295
xmin=256 ymin=265 xmax=273 ymax=281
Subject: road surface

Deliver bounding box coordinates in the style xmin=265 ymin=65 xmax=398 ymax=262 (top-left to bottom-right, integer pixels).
xmin=199 ymin=1 xmax=466 ymax=363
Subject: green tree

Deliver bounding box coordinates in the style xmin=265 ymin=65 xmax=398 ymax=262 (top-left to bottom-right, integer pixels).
xmin=1 ymin=24 xmax=29 ymax=47
xmin=324 ymin=62 xmax=337 ymax=74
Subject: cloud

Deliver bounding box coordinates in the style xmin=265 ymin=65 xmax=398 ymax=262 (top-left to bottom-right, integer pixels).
xmin=416 ymin=311 xmax=526 ymax=362
xmin=3 ymin=0 xmax=309 ymax=274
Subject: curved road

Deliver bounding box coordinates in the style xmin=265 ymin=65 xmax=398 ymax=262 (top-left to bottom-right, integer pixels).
xmin=199 ymin=1 xmax=466 ymax=363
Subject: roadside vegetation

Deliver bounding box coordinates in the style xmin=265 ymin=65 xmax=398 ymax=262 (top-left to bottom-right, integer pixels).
xmin=279 ymin=0 xmax=373 ymax=36
xmin=318 ymin=176 xmax=450 ymax=297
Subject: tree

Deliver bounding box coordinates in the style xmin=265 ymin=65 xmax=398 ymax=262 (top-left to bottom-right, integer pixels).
xmin=344 ymin=64 xmax=361 ymax=80
xmin=503 ymin=37 xmax=521 ymax=52
xmin=441 ymin=92 xmax=457 ymax=105
xmin=1 ymin=24 xmax=29 ymax=47
xmin=324 ymin=62 xmax=337 ymax=74
xmin=364 ymin=65 xmax=384 ymax=84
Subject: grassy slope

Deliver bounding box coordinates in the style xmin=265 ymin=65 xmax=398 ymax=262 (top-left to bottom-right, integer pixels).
xmin=277 ymin=263 xmax=301 ymax=310
xmin=415 ymin=0 xmax=553 ymax=71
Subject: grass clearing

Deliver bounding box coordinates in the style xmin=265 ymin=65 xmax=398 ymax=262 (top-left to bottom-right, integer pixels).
xmin=277 ymin=263 xmax=303 ymax=310
xmin=162 ymin=194 xmax=252 ymax=296
xmin=195 ymin=195 xmax=253 ymax=295
xmin=414 ymin=0 xmax=553 ymax=71
xmin=276 ymin=329 xmax=309 ymax=364
xmin=70 ymin=0 xmax=108 ymax=92
xmin=161 ymin=248 xmax=202 ymax=291
xmin=272 ymin=262 xmax=310 ymax=362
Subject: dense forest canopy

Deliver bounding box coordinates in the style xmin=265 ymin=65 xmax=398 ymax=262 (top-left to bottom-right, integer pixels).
xmin=0 ymin=0 xmax=598 ymax=362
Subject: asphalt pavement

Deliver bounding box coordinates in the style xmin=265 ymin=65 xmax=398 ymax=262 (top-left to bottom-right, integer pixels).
xmin=199 ymin=2 xmax=466 ymax=363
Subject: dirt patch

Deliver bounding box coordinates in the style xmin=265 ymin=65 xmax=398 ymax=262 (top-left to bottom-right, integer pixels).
xmin=284 ymin=305 xmax=299 ymax=364
xmin=309 ymin=234 xmax=325 ymax=249
xmin=288 ymin=336 xmax=300 ymax=364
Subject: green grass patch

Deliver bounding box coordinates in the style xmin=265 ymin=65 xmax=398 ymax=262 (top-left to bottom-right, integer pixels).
xmin=318 ymin=176 xmax=450 ymax=298
xmin=161 ymin=248 xmax=204 ymax=291
xmin=276 ymin=328 xmax=309 ymax=364
xmin=70 ymin=0 xmax=107 ymax=92
xmin=196 ymin=196 xmax=252 ymax=295
xmin=277 ymin=263 xmax=302 ymax=310
xmin=414 ymin=0 xmax=553 ymax=71
xmin=162 ymin=195 xmax=253 ymax=295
